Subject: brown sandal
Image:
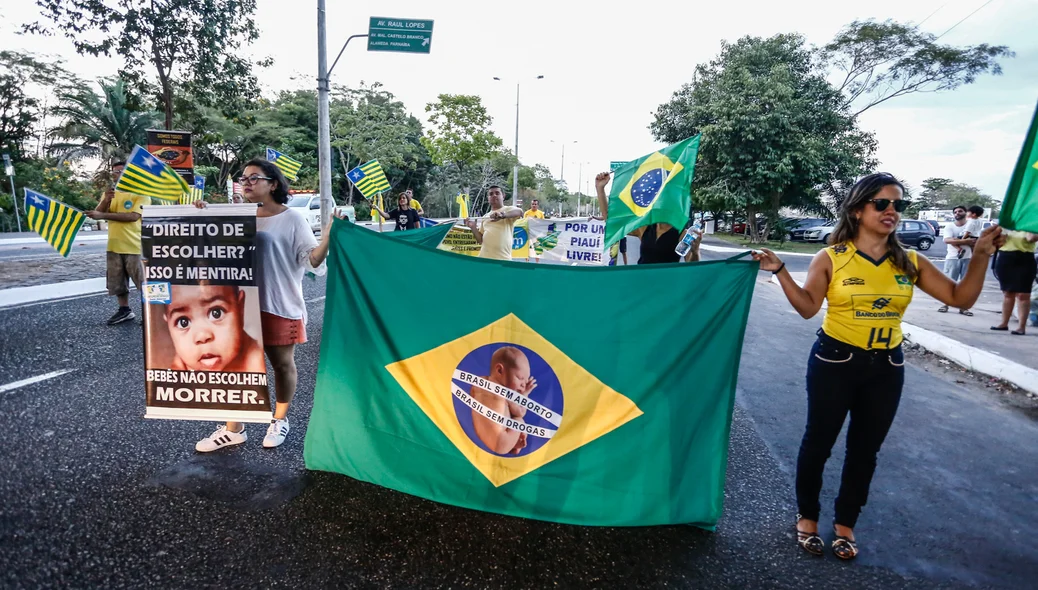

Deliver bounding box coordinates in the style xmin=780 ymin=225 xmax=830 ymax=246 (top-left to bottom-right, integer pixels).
xmin=795 ymin=514 xmax=824 ymax=556
xmin=831 ymin=525 xmax=858 ymax=560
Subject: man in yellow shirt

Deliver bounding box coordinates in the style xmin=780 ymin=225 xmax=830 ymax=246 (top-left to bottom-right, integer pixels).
xmin=404 ymin=188 xmax=424 ymax=217
xmin=464 ymin=185 xmax=522 ymax=260
xmin=84 ymin=160 xmax=151 ymax=325
xmin=524 ymin=199 xmax=545 ymax=219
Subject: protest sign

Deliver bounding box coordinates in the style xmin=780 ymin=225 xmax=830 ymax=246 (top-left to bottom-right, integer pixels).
xmin=147 ymin=129 xmax=194 ymax=185
xmin=528 ymin=218 xmax=611 ymax=266
xmin=141 ymin=204 xmax=270 ymax=422
xmin=437 ymin=219 xmax=530 ymax=259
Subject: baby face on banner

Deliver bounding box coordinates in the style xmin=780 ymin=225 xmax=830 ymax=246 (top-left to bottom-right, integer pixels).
xmin=164 ymin=284 xmax=247 ymax=371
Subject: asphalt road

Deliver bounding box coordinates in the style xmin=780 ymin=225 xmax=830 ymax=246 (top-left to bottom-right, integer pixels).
xmin=1 ymin=243 xmax=1036 ymax=589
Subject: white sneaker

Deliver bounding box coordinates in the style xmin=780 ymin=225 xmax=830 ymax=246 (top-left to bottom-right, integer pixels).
xmin=195 ymin=426 xmax=247 ymax=452
xmin=263 ymin=418 xmax=290 ymax=448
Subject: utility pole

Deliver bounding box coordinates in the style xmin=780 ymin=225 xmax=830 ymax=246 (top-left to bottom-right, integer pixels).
xmin=316 ymin=0 xmax=334 ymax=229
xmin=513 ymin=82 xmax=520 ymax=207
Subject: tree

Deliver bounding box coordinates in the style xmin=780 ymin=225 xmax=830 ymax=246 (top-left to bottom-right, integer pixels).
xmin=49 ymin=78 xmax=163 ymax=166
xmin=652 ymin=34 xmax=876 ymax=242
xmin=331 ymin=83 xmax=431 ymax=203
xmin=422 ymin=94 xmax=502 ymax=170
xmin=0 ymin=50 xmax=80 ymax=159
xmin=26 ymin=0 xmax=268 ymax=130
xmin=820 ymin=19 xmax=1013 ymax=116
xmin=910 ymin=177 xmax=1001 ymax=217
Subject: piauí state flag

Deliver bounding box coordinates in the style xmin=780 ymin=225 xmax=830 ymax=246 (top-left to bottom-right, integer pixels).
xmin=266 ymin=147 xmax=302 ymax=181
xmin=604 ymin=135 xmax=701 ymax=248
xmin=998 ymin=101 xmax=1038 ymax=233
xmin=304 ymin=219 xmax=758 ymax=527
xmin=24 ymin=188 xmax=86 ymax=257
xmin=116 ymin=145 xmax=190 ymax=204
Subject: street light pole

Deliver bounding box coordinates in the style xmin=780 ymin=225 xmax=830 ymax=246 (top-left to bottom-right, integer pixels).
xmin=495 ymin=75 xmax=543 ymax=208
xmin=2 ymin=153 xmax=20 ymax=232
xmin=316 ymin=0 xmax=333 ymax=229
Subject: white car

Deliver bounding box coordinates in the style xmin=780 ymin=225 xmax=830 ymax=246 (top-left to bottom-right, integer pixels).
xmin=287 ymin=194 xmax=322 ymax=232
xmin=802 ymin=221 xmax=836 ymax=243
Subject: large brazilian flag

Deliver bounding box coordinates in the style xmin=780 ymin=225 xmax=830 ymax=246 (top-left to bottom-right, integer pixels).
xmin=304 ymin=219 xmax=758 ymax=528
xmin=999 ymin=101 xmax=1038 ymax=233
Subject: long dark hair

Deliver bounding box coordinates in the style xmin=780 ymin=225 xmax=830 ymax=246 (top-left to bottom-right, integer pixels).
xmin=242 ymin=158 xmax=290 ymax=204
xmin=829 ymin=173 xmax=918 ymax=280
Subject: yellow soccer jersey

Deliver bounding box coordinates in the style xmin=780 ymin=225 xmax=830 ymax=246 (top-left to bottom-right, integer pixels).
xmin=821 ymin=242 xmax=918 ymax=350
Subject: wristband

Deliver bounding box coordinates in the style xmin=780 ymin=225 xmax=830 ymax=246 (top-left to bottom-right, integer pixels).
xmin=772 ymin=262 xmax=786 ymax=275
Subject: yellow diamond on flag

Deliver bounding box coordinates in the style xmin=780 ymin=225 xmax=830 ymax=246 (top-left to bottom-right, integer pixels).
xmin=618 ymin=151 xmax=685 ymax=218
xmin=385 ymin=313 xmax=642 ymax=487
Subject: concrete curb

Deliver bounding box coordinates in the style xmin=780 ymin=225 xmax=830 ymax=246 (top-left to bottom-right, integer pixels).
xmin=0 ymin=234 xmax=107 ymax=246
xmin=769 ymin=274 xmax=1038 ymax=394
xmin=0 ymin=278 xmax=107 ymax=309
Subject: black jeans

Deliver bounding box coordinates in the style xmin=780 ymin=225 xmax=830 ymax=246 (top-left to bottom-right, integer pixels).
xmin=796 ymin=331 xmax=904 ymax=528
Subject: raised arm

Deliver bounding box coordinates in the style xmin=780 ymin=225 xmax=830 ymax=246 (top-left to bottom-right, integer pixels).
xmin=753 ymin=249 xmax=832 ymax=319
xmin=918 ymin=225 xmax=1005 ymax=309
xmin=594 ymin=172 xmax=610 ymax=221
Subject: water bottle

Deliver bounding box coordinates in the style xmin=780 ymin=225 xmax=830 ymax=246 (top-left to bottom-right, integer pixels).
xmin=675 ymin=226 xmax=697 ymax=257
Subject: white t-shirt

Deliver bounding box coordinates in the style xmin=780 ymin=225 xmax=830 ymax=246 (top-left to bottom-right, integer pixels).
xmin=478 ymin=206 xmax=522 ymax=260
xmin=255 ymin=208 xmax=324 ymax=323
xmin=944 ymin=222 xmax=972 ymax=259
xmin=963 ymin=217 xmax=983 ymax=238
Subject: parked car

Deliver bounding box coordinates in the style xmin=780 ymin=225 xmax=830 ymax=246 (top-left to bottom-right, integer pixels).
xmin=922 ymin=219 xmax=941 ymax=236
xmin=786 ymin=218 xmax=829 ymax=241
xmin=287 ymin=193 xmax=322 ymax=232
xmin=896 ymin=219 xmax=935 ymax=250
xmin=802 ymin=221 xmax=837 ymax=244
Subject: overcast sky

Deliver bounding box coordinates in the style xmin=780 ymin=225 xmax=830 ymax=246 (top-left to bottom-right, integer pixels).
xmin=3 ymin=0 xmax=1037 ymax=201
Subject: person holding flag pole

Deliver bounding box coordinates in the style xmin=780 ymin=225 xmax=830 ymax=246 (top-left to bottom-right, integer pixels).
xmin=191 ymin=158 xmax=344 ymax=451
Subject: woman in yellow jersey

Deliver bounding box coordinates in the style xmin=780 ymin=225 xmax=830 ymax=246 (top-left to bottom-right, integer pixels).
xmin=991 ymin=229 xmax=1038 ymax=335
xmin=752 ymin=173 xmax=1004 ymax=560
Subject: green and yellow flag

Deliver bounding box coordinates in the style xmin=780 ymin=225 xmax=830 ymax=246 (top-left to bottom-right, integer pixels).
xmin=304 ymin=220 xmax=758 ymax=527
xmin=347 ymin=160 xmax=392 ymax=199
xmin=24 ymin=189 xmax=85 ymax=257
xmin=116 ymin=145 xmax=190 ymax=204
xmin=456 ymin=193 xmax=469 ymax=218
xmin=604 ymin=135 xmax=701 ymax=248
xmin=266 ymin=147 xmax=302 ymax=181
xmin=998 ymin=101 xmax=1038 ymax=233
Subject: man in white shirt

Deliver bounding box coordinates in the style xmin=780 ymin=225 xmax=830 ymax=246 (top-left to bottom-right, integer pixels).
xmin=939 ymin=205 xmax=976 ymax=315
xmin=465 ymin=185 xmax=522 ymax=260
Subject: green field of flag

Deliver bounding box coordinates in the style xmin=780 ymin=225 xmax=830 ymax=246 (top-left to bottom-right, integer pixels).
xmin=998 ymin=101 xmax=1038 ymax=233
xmin=304 ymin=219 xmax=758 ymax=528
xmin=604 ymin=135 xmax=701 ymax=248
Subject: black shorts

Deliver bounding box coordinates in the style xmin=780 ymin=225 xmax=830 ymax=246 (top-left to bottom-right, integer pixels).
xmin=994 ymin=250 xmax=1037 ymax=293
xmin=619 ymin=237 xmax=627 ymax=253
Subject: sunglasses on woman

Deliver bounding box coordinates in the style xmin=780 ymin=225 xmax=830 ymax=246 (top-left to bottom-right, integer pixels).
xmin=869 ymin=198 xmax=910 ymax=213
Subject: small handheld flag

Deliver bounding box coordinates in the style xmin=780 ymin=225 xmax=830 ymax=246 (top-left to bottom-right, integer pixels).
xmin=998 ymin=101 xmax=1038 ymax=233
xmin=604 ymin=135 xmax=701 ymax=248
xmin=116 ymin=145 xmax=190 ymax=203
xmin=181 ymin=176 xmax=205 ymax=205
xmin=24 ymin=188 xmax=86 ymax=257
xmin=266 ymin=147 xmax=302 ymax=181
xmin=346 ymin=160 xmax=392 ymax=199
xmin=456 ymin=193 xmax=469 ymax=218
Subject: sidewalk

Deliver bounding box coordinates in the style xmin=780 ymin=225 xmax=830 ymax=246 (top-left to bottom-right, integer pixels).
xmin=779 ymin=270 xmax=1038 ymax=393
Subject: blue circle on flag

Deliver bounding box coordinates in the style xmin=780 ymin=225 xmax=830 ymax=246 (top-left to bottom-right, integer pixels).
xmin=451 ymin=343 xmax=563 ymax=458
xmin=630 ymin=168 xmax=665 ymax=207
xmin=512 ymin=227 xmax=528 ymax=250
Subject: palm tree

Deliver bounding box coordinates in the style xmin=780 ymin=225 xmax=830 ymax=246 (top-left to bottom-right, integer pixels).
xmin=48 ymin=78 xmax=162 ymax=166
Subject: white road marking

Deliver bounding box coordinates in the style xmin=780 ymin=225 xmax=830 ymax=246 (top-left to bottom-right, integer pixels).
xmin=306 ymin=296 xmax=326 ymax=303
xmin=0 ymin=369 xmax=75 ymax=394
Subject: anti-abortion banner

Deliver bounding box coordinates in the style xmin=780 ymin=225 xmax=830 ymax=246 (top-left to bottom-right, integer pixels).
xmin=146 ymin=129 xmax=194 ymax=185
xmin=528 ymin=217 xmax=610 ymax=266
xmin=304 ymin=220 xmax=759 ymax=527
xmin=141 ymin=204 xmax=271 ymax=422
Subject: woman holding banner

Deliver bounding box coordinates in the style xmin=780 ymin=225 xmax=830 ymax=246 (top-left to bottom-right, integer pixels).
xmin=752 ymin=173 xmax=1004 ymax=559
xmin=193 ymin=158 xmax=340 ymax=452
